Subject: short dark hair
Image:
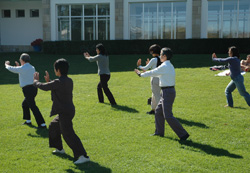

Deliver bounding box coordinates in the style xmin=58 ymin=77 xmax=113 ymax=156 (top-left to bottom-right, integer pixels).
xmin=161 ymin=47 xmax=173 ymax=60
xmin=20 ymin=53 xmax=30 ymax=62
xmin=149 ymin=44 xmax=161 ymax=55
xmin=96 ymin=43 xmax=107 ymax=56
xmin=229 ymin=46 xmax=240 ymax=59
xmin=54 ymin=58 xmax=69 ymax=76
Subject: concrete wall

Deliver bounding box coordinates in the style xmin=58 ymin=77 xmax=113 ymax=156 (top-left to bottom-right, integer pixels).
xmin=0 ymin=1 xmax=43 ymax=51
xmin=42 ymin=0 xmax=51 ymax=41
xmin=115 ymin=0 xmax=123 ymax=39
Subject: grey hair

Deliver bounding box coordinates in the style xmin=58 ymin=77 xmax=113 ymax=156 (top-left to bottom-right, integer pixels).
xmin=20 ymin=53 xmax=30 ymax=62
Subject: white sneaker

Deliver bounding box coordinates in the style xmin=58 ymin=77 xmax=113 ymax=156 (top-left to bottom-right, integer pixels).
xmin=74 ymin=155 xmax=90 ymax=164
xmin=52 ymin=149 xmax=65 ymax=154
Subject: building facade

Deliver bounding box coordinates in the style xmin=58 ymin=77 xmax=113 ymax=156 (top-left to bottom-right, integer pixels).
xmin=0 ymin=0 xmax=250 ymax=52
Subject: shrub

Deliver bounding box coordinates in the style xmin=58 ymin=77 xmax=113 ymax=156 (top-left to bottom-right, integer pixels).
xmin=43 ymin=38 xmax=250 ymax=55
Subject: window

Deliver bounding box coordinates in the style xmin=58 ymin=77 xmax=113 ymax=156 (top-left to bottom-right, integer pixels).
xmin=57 ymin=4 xmax=110 ymax=41
xmin=207 ymin=0 xmax=250 ymax=38
xmin=2 ymin=10 xmax=11 ymax=18
xmin=30 ymin=9 xmax=39 ymax=17
xmin=129 ymin=1 xmax=186 ymax=39
xmin=16 ymin=9 xmax=25 ymax=18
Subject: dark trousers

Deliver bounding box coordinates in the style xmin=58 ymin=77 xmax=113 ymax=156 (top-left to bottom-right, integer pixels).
xmin=49 ymin=112 xmax=87 ymax=159
xmin=155 ymin=88 xmax=188 ymax=138
xmin=97 ymin=74 xmax=116 ymax=104
xmin=22 ymin=85 xmax=45 ymax=126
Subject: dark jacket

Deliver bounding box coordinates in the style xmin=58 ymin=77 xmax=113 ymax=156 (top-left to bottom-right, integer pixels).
xmin=33 ymin=75 xmax=75 ymax=116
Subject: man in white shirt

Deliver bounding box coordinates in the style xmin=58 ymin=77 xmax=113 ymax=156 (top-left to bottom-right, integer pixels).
xmin=137 ymin=44 xmax=162 ymax=115
xmin=135 ymin=48 xmax=189 ymax=140
xmin=5 ymin=53 xmax=46 ymax=128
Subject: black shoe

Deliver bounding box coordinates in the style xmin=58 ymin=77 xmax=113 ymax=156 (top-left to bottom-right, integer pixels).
xmin=22 ymin=121 xmax=32 ymax=125
xmin=147 ymin=110 xmax=155 ymax=114
xmin=151 ymin=133 xmax=164 ymax=137
xmin=180 ymin=134 xmax=189 ymax=141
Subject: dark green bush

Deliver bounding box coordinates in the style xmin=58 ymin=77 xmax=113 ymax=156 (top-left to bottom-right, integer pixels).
xmin=43 ymin=38 xmax=250 ymax=55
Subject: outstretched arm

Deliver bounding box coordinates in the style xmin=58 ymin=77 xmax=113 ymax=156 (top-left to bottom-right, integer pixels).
xmin=5 ymin=61 xmax=23 ymax=74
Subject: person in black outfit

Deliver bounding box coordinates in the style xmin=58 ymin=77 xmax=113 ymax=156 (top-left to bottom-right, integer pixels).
xmin=33 ymin=59 xmax=90 ymax=164
xmin=84 ymin=44 xmax=117 ymax=105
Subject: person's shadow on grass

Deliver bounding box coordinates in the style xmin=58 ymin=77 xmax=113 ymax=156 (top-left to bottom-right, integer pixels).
xmin=53 ymin=153 xmax=111 ymax=173
xmin=177 ymin=118 xmax=209 ymax=128
xmin=66 ymin=161 xmax=112 ymax=173
xmin=104 ymin=103 xmax=139 ymax=113
xmin=27 ymin=128 xmax=49 ymax=138
xmin=167 ymin=137 xmax=243 ymax=159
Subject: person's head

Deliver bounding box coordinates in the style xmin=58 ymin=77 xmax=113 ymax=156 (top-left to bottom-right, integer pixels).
xmin=96 ymin=43 xmax=107 ymax=56
xmin=149 ymin=44 xmax=161 ymax=56
xmin=54 ymin=58 xmax=69 ymax=76
xmin=160 ymin=47 xmax=173 ymax=62
xmin=246 ymin=55 xmax=250 ymax=62
xmin=19 ymin=53 xmax=30 ymax=65
xmin=228 ymin=46 xmax=240 ymax=59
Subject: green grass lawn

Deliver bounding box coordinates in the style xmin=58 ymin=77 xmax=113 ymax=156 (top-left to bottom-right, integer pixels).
xmin=0 ymin=53 xmax=250 ymax=172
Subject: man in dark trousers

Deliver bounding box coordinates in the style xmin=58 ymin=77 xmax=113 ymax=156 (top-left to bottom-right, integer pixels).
xmin=33 ymin=58 xmax=89 ymax=164
xmin=135 ymin=48 xmax=189 ymax=140
xmin=5 ymin=53 xmax=46 ymax=128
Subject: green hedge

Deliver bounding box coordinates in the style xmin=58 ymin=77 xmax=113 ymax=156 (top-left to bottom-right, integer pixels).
xmin=43 ymin=38 xmax=250 ymax=55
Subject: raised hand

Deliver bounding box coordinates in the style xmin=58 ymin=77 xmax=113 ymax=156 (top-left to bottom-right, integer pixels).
xmin=34 ymin=72 xmax=39 ymax=81
xmin=44 ymin=71 xmax=50 ymax=82
xmin=5 ymin=61 xmax=10 ymax=65
xmin=15 ymin=61 xmax=20 ymax=66
xmin=137 ymin=59 xmax=141 ymax=67
xmin=212 ymin=53 xmax=217 ymax=58
xmin=146 ymin=58 xmax=150 ymax=65
xmin=84 ymin=52 xmax=90 ymax=59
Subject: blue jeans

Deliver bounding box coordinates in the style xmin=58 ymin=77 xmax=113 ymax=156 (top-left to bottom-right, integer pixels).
xmin=225 ymin=75 xmax=250 ymax=107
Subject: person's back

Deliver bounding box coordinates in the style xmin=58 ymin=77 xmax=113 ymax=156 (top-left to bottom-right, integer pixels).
xmin=51 ymin=76 xmax=75 ymax=115
xmin=19 ymin=63 xmax=35 ymax=86
xmin=95 ymin=54 xmax=110 ymax=75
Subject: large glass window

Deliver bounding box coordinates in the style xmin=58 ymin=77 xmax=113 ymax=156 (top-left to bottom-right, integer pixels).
xmin=208 ymin=0 xmax=250 ymax=38
xmin=129 ymin=1 xmax=186 ymax=39
xmin=57 ymin=4 xmax=110 ymax=41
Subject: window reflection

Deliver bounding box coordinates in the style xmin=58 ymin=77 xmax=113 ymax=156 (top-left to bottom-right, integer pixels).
xmin=57 ymin=4 xmax=110 ymax=41
xmin=208 ymin=0 xmax=250 ymax=38
xmin=129 ymin=2 xmax=186 ymax=39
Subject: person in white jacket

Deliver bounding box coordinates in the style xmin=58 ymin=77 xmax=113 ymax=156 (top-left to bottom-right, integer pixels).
xmin=135 ymin=47 xmax=189 ymax=140
xmin=5 ymin=53 xmax=46 ymax=128
xmin=137 ymin=44 xmax=162 ymax=115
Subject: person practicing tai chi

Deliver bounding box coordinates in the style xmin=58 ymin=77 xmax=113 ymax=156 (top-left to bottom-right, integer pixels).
xmin=84 ymin=43 xmax=117 ymax=106
xmin=5 ymin=53 xmax=46 ymax=128
xmin=212 ymin=46 xmax=250 ymax=107
xmin=240 ymin=54 xmax=250 ymax=72
xmin=137 ymin=44 xmax=162 ymax=115
xmin=33 ymin=59 xmax=90 ymax=164
xmin=135 ymin=47 xmax=189 ymax=140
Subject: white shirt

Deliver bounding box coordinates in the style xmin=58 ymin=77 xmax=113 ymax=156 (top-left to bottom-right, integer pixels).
xmin=138 ymin=57 xmax=158 ymax=70
xmin=141 ymin=60 xmax=175 ymax=87
xmin=5 ymin=63 xmax=35 ymax=87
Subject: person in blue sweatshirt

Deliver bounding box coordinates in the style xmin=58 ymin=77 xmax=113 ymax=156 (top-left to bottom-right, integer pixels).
xmin=212 ymin=46 xmax=250 ymax=107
